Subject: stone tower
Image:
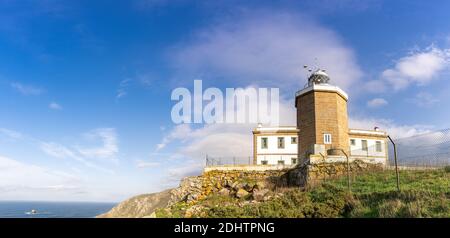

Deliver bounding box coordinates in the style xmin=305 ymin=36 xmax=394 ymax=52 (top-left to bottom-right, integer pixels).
xmin=295 ymin=69 xmax=349 ymax=162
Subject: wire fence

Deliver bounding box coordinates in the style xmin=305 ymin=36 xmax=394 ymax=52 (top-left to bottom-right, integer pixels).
xmin=390 ymin=128 xmax=450 ymax=167
xmin=205 ymin=155 xmax=253 ymax=167
xmin=204 ymin=129 xmax=450 ymax=195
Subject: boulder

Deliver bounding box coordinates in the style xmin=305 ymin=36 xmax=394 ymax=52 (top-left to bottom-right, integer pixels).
xmin=252 ymin=189 xmax=270 ymax=201
xmin=236 ymin=188 xmax=249 ymax=198
xmin=219 ymin=188 xmax=230 ymax=196
xmin=255 ymin=181 xmax=266 ymax=190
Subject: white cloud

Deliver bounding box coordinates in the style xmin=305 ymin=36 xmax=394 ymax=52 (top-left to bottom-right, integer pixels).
xmin=49 ymin=102 xmax=62 ymax=110
xmin=77 ymin=128 xmax=118 ymax=161
xmin=0 ymin=128 xmax=23 ymax=140
xmin=165 ymin=161 xmax=203 ymax=184
xmin=0 ymin=155 xmax=82 ymax=200
xmin=367 ymin=98 xmax=388 ymax=108
xmin=39 ymin=142 xmax=113 ymax=173
xmin=171 ymin=11 xmax=362 ymax=92
xmin=136 ymin=160 xmax=160 ymax=169
xmin=380 ymin=46 xmax=450 ymax=90
xmin=10 ymin=82 xmax=44 ymax=96
xmin=349 ymin=116 xmax=431 ymax=139
xmin=116 ymin=78 xmax=131 ymax=99
xmin=407 ymin=92 xmax=440 ymax=107
xmin=364 ymin=80 xmax=387 ymax=93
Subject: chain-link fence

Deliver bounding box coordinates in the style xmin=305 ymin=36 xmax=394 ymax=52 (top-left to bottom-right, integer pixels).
xmin=205 ymin=155 xmax=253 ymax=167
xmin=390 ymin=128 xmax=450 ymax=167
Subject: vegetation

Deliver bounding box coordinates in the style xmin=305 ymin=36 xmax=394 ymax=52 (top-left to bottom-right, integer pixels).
xmin=157 ymin=169 xmax=450 ymax=218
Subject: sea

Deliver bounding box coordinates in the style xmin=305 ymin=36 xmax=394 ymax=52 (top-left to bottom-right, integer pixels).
xmin=0 ymin=201 xmax=116 ymax=218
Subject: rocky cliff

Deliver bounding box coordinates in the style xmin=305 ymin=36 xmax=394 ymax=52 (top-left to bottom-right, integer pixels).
xmin=99 ymin=161 xmax=383 ymax=218
xmin=97 ymin=189 xmax=173 ymax=218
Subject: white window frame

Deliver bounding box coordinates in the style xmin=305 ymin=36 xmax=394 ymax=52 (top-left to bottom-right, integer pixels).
xmin=376 ymin=141 xmax=382 ymax=152
xmin=291 ymin=158 xmax=297 ymax=164
xmin=362 ymin=140 xmax=368 ymax=151
xmin=261 ymin=137 xmax=268 ymax=149
xmin=291 ymin=137 xmax=297 ymax=144
xmin=323 ymin=134 xmax=332 ymax=144
xmin=277 ymin=137 xmax=285 ymax=149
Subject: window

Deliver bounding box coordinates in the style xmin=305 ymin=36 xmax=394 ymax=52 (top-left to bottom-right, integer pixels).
xmin=350 ymin=139 xmax=356 ymax=146
xmin=261 ymin=160 xmax=268 ymax=165
xmin=362 ymin=140 xmax=368 ymax=151
xmin=291 ymin=137 xmax=297 ymax=144
xmin=278 ymin=137 xmax=285 ymax=149
xmin=291 ymin=158 xmax=297 ymax=164
xmin=261 ymin=137 xmax=268 ymax=149
xmin=376 ymin=141 xmax=382 ymax=152
xmin=323 ymin=134 xmax=332 ymax=144
xmin=277 ymin=160 xmax=285 ymax=165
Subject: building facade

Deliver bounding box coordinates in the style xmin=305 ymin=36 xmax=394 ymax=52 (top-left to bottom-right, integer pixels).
xmin=252 ymin=126 xmax=299 ymax=166
xmin=253 ymin=69 xmax=389 ymax=166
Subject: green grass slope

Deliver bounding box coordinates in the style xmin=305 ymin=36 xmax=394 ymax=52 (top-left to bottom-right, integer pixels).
xmin=158 ymin=168 xmax=450 ymax=218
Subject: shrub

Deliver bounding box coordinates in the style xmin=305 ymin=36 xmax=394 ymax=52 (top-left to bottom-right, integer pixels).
xmin=377 ymin=199 xmax=404 ymax=218
xmin=444 ymin=166 xmax=450 ymax=173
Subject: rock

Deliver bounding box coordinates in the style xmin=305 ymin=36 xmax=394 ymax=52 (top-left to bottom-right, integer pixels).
xmin=97 ymin=189 xmax=172 ymax=218
xmin=219 ymin=188 xmax=230 ymax=196
xmin=252 ymin=188 xmax=270 ymax=201
xmin=255 ymin=181 xmax=266 ymax=190
xmin=236 ymin=188 xmax=249 ymax=198
xmin=231 ymin=181 xmax=239 ymax=189
xmin=185 ymin=205 xmax=205 ymax=218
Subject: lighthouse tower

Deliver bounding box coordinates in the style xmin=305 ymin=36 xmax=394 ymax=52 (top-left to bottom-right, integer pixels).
xmin=295 ymin=69 xmax=349 ymax=163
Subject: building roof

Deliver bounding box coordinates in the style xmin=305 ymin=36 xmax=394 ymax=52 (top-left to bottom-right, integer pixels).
xmin=252 ymin=126 xmax=299 ymax=134
xmin=253 ymin=126 xmax=387 ymax=137
xmin=295 ymin=83 xmax=348 ymax=101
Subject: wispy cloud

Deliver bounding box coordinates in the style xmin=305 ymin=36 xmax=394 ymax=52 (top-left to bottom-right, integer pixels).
xmin=136 ymin=160 xmax=160 ymax=169
xmin=40 ymin=141 xmax=115 ymax=174
xmin=116 ymin=78 xmax=131 ymax=99
xmin=349 ymin=116 xmax=432 ymax=139
xmin=0 ymin=127 xmax=117 ymax=173
xmin=0 ymin=155 xmax=83 ymax=201
xmin=116 ymin=74 xmax=156 ymax=99
xmin=10 ymin=82 xmax=44 ymax=96
xmin=76 ymin=128 xmax=119 ymax=161
xmin=49 ymin=102 xmax=62 ymax=110
xmin=407 ymin=92 xmax=440 ymax=107
xmin=0 ymin=128 xmax=23 ymax=140
xmin=170 ymin=10 xmax=362 ymax=92
xmin=367 ymin=98 xmax=388 ymax=108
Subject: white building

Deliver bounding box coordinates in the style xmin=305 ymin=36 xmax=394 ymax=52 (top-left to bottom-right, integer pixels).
xmin=252 ymin=125 xmax=299 ymax=166
xmin=253 ymin=126 xmax=389 ymax=166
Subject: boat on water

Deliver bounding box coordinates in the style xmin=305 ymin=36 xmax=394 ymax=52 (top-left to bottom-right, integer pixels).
xmin=25 ymin=209 xmax=38 ymax=215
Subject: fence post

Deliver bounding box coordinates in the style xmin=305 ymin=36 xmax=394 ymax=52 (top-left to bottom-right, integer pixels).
xmin=388 ymin=136 xmax=400 ymax=192
xmin=337 ymin=149 xmax=351 ymax=192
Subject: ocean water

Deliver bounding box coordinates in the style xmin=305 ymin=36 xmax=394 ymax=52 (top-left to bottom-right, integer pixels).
xmin=0 ymin=201 xmax=116 ymax=218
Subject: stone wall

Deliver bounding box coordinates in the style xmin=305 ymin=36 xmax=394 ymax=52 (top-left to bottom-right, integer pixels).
xmin=286 ymin=160 xmax=384 ymax=187
xmin=169 ymin=161 xmax=383 ymax=206
xmin=169 ymin=169 xmax=290 ymax=205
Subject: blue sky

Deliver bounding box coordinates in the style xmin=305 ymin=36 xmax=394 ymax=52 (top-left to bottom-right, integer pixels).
xmin=1 ymin=0 xmax=450 ymax=202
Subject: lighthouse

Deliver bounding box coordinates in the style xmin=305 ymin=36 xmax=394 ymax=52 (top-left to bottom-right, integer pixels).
xmin=253 ymin=68 xmax=388 ymax=166
xmin=295 ymin=69 xmax=350 ymax=163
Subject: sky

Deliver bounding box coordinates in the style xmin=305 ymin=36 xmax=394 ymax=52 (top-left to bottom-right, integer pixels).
xmin=1 ymin=0 xmax=450 ymax=202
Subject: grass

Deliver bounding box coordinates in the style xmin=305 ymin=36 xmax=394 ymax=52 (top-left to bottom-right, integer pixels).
xmin=157 ymin=169 xmax=450 ymax=218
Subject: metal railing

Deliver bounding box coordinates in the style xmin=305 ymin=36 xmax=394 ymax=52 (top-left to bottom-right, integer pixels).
xmin=205 ymin=155 xmax=253 ymax=167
